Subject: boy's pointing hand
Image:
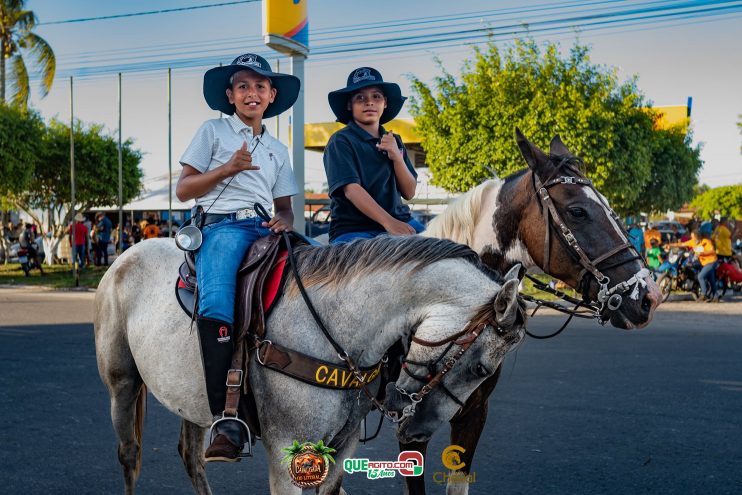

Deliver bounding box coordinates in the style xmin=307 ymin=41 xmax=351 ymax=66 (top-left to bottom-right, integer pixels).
xmin=224 ymin=141 xmax=260 ymax=176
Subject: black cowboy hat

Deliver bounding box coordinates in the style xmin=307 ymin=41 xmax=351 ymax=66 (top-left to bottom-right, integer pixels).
xmin=203 ymin=53 xmax=300 ymax=119
xmin=328 ymin=67 xmax=406 ymax=125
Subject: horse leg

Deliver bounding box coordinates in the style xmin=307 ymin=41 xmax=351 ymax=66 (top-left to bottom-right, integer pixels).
xmin=265 ymin=439 xmax=302 ymax=495
xmin=96 ymin=294 xmax=147 ymax=494
xmin=445 ymin=365 xmax=503 ymax=495
xmin=108 ymin=378 xmax=147 ymax=495
xmin=178 ymin=419 xmax=212 ymax=495
xmin=318 ymin=434 xmax=360 ymax=495
xmin=400 ymin=440 xmax=428 ymax=495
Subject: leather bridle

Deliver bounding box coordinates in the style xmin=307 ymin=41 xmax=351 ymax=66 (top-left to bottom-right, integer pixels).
xmin=534 ymin=169 xmax=650 ymax=321
xmin=391 ymin=317 xmax=498 ymax=422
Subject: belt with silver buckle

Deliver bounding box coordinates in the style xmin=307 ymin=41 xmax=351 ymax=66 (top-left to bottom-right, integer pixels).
xmin=203 ymin=207 xmax=262 ymax=226
xmin=234 ymin=208 xmax=259 ymax=220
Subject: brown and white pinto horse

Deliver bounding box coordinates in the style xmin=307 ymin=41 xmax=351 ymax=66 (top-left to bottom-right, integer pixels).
xmin=403 ymin=130 xmax=662 ymax=495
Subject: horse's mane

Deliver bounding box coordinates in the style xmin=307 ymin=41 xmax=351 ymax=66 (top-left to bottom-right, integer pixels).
xmin=289 ymin=235 xmax=489 ymax=294
xmin=423 ymin=180 xmax=501 ymax=245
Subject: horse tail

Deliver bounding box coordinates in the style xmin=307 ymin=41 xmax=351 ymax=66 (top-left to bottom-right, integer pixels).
xmin=133 ymin=383 xmax=147 ymax=478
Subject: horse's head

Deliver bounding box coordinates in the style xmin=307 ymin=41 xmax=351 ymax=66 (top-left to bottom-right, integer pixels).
xmin=512 ymin=130 xmax=660 ymax=328
xmin=384 ymin=266 xmax=526 ymax=444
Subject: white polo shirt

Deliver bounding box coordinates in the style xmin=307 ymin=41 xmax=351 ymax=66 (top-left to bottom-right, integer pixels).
xmin=179 ymin=114 xmax=298 ymax=214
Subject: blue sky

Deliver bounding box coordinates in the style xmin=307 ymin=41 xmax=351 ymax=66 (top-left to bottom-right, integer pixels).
xmin=23 ymin=0 xmax=742 ymax=193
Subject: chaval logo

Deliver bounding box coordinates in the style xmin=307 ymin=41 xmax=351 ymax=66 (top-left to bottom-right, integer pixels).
xmin=352 ymin=68 xmax=376 ymax=84
xmin=236 ymin=54 xmax=262 ymax=68
xmin=433 ymin=445 xmax=476 ymax=486
xmin=217 ymin=326 xmax=230 ymax=344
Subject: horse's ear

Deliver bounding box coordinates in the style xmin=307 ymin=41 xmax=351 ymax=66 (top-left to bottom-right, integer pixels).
xmin=494 ymin=279 xmax=520 ymax=328
xmin=503 ymin=263 xmax=523 ymax=282
xmin=515 ymin=128 xmax=549 ymax=176
xmin=549 ymin=135 xmax=571 ymax=156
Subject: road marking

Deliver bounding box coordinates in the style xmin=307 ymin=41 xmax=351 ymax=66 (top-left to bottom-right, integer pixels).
xmin=700 ymin=379 xmax=742 ymax=387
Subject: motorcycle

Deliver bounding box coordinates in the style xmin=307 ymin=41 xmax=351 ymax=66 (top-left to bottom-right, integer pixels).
xmin=716 ymin=256 xmax=742 ymax=298
xmin=17 ymin=241 xmax=44 ymax=277
xmin=655 ymin=248 xmax=701 ymax=302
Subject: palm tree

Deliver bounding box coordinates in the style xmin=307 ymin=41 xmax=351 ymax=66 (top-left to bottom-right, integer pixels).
xmin=1 ymin=0 xmax=55 ymax=107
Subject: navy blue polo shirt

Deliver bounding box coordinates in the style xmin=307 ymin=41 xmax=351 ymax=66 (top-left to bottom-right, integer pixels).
xmin=323 ymin=121 xmax=417 ymax=241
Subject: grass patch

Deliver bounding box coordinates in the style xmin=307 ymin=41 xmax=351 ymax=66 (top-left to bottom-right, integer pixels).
xmin=520 ymin=273 xmax=578 ymax=302
xmin=0 ymin=262 xmax=106 ymax=289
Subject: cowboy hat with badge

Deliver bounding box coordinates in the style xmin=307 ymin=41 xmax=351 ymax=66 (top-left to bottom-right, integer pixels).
xmin=203 ymin=53 xmax=300 ymax=118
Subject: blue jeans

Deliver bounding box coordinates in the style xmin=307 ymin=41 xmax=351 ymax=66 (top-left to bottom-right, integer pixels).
xmin=331 ymin=218 xmax=426 ymax=244
xmin=196 ymin=217 xmax=270 ymax=323
xmin=699 ymin=262 xmax=718 ymax=298
xmin=74 ymin=245 xmax=86 ymax=269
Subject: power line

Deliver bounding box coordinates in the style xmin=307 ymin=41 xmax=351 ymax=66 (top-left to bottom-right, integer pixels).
xmin=54 ymin=0 xmax=623 ymax=64
xmin=48 ymin=0 xmax=695 ymax=69
xmin=38 ymin=0 xmax=260 ymax=26
xmin=38 ymin=0 xmax=742 ymax=81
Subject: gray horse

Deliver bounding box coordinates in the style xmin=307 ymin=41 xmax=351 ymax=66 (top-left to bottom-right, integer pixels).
xmin=95 ymin=235 xmax=525 ymax=494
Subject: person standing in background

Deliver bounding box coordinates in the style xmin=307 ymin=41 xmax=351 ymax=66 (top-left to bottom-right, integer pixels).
xmin=96 ymin=212 xmax=113 ymax=266
xmin=69 ymin=213 xmax=89 ymax=270
xmin=713 ymin=216 xmax=733 ymax=262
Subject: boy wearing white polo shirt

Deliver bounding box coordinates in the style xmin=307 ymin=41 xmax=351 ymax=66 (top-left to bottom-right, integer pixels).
xmin=176 ymin=53 xmax=299 ymax=461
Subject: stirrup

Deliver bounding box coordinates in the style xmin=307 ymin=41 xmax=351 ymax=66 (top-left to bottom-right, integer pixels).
xmin=208 ymin=414 xmax=254 ymax=458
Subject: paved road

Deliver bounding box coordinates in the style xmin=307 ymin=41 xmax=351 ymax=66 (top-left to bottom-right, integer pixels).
xmin=1 ymin=287 xmax=741 ymax=494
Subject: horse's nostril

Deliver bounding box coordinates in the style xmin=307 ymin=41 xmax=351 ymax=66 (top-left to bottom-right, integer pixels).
xmin=641 ymin=295 xmax=652 ymax=313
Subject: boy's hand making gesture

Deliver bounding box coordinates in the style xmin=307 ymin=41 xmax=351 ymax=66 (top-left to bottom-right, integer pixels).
xmin=376 ymin=132 xmax=403 ymax=162
xmin=223 ymin=141 xmax=260 ymax=177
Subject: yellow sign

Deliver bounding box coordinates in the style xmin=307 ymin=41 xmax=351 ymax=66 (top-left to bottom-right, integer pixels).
xmin=263 ymin=0 xmax=309 ymax=56
xmin=441 ymin=445 xmax=466 ymax=471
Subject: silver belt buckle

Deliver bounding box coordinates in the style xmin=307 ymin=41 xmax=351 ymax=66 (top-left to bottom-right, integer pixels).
xmin=235 ymin=208 xmax=256 ymax=220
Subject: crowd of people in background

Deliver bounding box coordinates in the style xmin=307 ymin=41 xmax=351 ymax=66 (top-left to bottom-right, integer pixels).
xmin=627 ymin=216 xmax=740 ymax=303
xmin=65 ymin=213 xmax=180 ymax=269
xmin=1 ymin=212 xmax=182 ymax=271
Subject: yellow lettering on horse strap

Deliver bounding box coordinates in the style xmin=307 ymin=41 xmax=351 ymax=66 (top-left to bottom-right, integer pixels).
xmin=313 ymin=362 xmax=382 ymax=389
xmin=315 ymin=365 xmax=329 ymax=384
xmin=326 ymin=368 xmax=339 ymax=386
xmin=340 ymin=370 xmax=353 ymax=388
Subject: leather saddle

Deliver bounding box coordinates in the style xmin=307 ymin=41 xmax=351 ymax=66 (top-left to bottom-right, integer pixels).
xmin=175 ymin=235 xmax=288 ymax=322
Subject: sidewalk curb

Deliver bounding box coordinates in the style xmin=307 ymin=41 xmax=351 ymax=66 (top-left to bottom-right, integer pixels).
xmin=0 ymin=284 xmax=96 ymax=292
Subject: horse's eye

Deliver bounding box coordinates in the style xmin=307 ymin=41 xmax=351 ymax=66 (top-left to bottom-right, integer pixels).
xmin=474 ymin=363 xmax=491 ymax=377
xmin=568 ymin=207 xmax=587 ymax=219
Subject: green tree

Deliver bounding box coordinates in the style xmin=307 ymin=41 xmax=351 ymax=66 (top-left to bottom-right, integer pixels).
xmin=690 ymin=185 xmax=742 ymax=219
xmin=1 ymin=0 xmax=55 ymax=107
xmin=0 ymin=102 xmax=42 ymax=196
xmin=633 ymin=125 xmax=703 ymax=213
xmin=409 ymin=38 xmax=701 ymax=214
xmin=11 ymin=119 xmax=143 ymax=263
xmin=0 ymin=102 xmax=42 ymax=262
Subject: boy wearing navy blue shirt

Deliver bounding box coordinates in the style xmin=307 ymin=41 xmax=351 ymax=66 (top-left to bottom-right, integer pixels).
xmin=176 ymin=53 xmax=299 ymax=461
xmin=323 ymin=67 xmax=423 ymax=243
